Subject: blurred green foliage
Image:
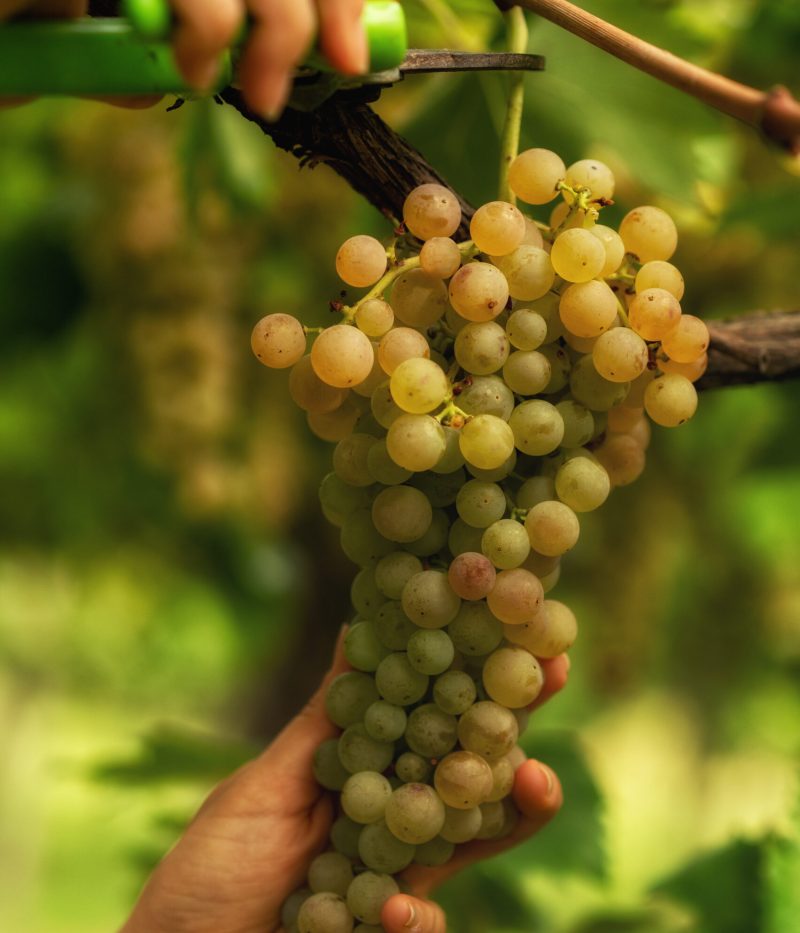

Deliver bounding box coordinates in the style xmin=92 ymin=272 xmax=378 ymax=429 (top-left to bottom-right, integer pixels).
xmin=0 ymin=1 xmax=798 ymax=931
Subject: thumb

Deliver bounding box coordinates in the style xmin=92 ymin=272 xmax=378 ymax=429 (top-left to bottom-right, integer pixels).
xmin=382 ymin=894 xmax=447 ymax=933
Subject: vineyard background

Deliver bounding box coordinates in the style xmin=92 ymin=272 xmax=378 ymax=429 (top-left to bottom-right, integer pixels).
xmin=0 ymin=1 xmax=798 ymax=931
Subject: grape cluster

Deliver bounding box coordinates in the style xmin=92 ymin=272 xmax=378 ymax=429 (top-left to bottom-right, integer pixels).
xmin=252 ymin=149 xmax=705 ymax=932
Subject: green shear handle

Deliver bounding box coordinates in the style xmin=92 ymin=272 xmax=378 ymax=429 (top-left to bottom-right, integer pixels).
xmin=0 ymin=0 xmax=407 ymax=97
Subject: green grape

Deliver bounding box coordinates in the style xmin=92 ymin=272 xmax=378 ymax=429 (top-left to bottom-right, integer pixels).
xmin=347 ymin=872 xmax=399 ymax=926
xmin=403 ymin=183 xmax=462 ymax=241
xmin=470 ymin=200 xmax=526 ymax=256
xmin=459 ymin=414 xmax=516 ymax=470
xmin=481 ymin=519 xmax=531 ymax=570
xmin=525 ymin=500 xmax=580 ymax=557
xmin=457 ymin=701 xmax=519 ymax=760
xmin=569 ymin=354 xmax=630 ymax=411
xmin=506 ymin=308 xmax=548 ymax=351
xmin=434 ymin=751 xmax=494 ymax=809
xmin=374 ymin=552 xmax=424 ymax=599
xmin=371 ymin=485 xmax=433 ymax=543
xmin=486 ymin=568 xmax=543 ymax=625
xmin=475 ymin=801 xmax=507 ymax=840
xmin=515 ymin=475 xmax=555 ymax=510
xmin=455 ymin=479 xmax=507 ymax=529
xmin=358 ymin=820 xmax=416 ymax=873
xmin=344 ymin=621 xmax=390 ymax=673
xmin=313 ymin=738 xmax=352 ymax=791
xmin=390 ymin=268 xmax=449 ymax=328
xmin=338 ymin=724 xmax=394 ymax=775
xmin=431 ymin=426 xmax=467 ymax=474
xmin=508 ymin=148 xmax=566 ymax=204
xmin=386 ymin=414 xmax=447 ymax=472
xmin=448 ymin=601 xmax=503 ymax=656
xmin=509 ymin=399 xmax=565 ymax=455
xmin=366 ymin=439 xmax=413 ymax=486
xmin=375 ymin=653 xmax=429 ymax=706
xmin=385 ymin=783 xmax=446 ymax=844
xmin=405 ymin=703 xmax=458 ymax=758
xmin=282 ymin=888 xmax=312 ymax=931
xmin=411 ymin=468 xmax=466 ymax=507
xmin=454 ymin=321 xmax=510 ymax=375
xmin=340 ymin=510 xmax=394 ymax=566
xmin=502 ymin=350 xmax=552 ymax=396
xmin=555 ymin=400 xmax=595 ymax=448
xmin=370 ymin=381 xmax=403 ymax=429
xmin=325 ymin=672 xmax=380 ymax=728
xmin=331 ymin=815 xmax=363 ymax=860
xmin=355 ymin=298 xmax=394 ymax=338
xmin=538 ymin=343 xmax=571 ymax=393
xmin=447 ymin=551 xmax=496 ymax=600
xmin=251 ymin=313 xmax=307 ymax=369
xmin=390 ymin=357 xmax=450 ymax=414
xmin=319 ymin=472 xmax=374 ymax=524
xmin=309 ymin=852 xmax=355 ymax=897
xmin=635 ymin=259 xmax=685 ymax=299
xmin=401 ymin=570 xmax=461 ymax=629
xmin=555 ymin=456 xmax=611 ymax=512
xmin=341 ymin=771 xmax=393 ymax=824
xmin=559 ymin=280 xmax=619 ymax=340
xmin=619 ymin=205 xmax=678 ymax=263
xmin=440 ymin=805 xmax=483 ymax=843
xmin=364 ymin=700 xmax=408 ymax=743
xmin=312 ymin=324 xmax=375 ymax=389
xmin=414 ymin=836 xmax=455 ymax=867
xmin=449 ymin=262 xmax=510 ymax=323
xmin=433 ymin=669 xmax=477 ymax=715
xmin=350 ymin=569 xmax=386 ymax=617
xmin=483 ymin=645 xmax=544 ymax=708
xmin=374 ymin=601 xmax=417 ymax=650
xmin=494 ymin=246 xmax=555 ymax=301
xmin=407 ymin=629 xmax=455 ymax=675
xmin=297 ymin=892 xmax=354 ymax=933
xmin=448 ymin=517 xmax=486 ymax=557
xmin=550 ymin=228 xmax=605 ymax=283
xmin=405 ymin=508 xmax=450 ymax=557
xmin=504 ymin=598 xmax=578 ymax=658
xmin=333 ymin=434 xmax=378 ymax=487
xmin=354 ymin=926 xmax=384 ymax=933
xmin=395 ymin=751 xmax=433 ymax=784
xmin=644 ymin=373 xmax=698 ymax=427
xmin=457 ymin=374 xmax=515 ymax=420
xmin=486 ymin=756 xmax=515 ymax=803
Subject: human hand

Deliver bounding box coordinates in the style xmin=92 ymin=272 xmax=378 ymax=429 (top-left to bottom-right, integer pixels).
xmin=0 ymin=0 xmax=367 ymax=118
xmin=120 ymin=628 xmax=567 ymax=933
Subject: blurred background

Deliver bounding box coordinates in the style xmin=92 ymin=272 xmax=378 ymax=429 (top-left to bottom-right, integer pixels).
xmin=0 ymin=1 xmax=798 ymax=930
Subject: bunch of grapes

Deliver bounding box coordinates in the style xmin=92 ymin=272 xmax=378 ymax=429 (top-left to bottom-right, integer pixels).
xmin=252 ymin=148 xmax=707 ymax=932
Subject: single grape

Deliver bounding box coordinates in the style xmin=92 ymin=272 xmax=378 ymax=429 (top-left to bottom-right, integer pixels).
xmin=434 ymin=751 xmax=494 ymax=809
xmin=364 ymin=700 xmax=408 ymax=742
xmin=525 ymin=501 xmax=580 ymax=557
xmin=374 ymin=551 xmax=424 ymax=599
xmin=592 ymin=328 xmax=649 ymax=383
xmin=459 ymin=414 xmax=515 ymax=470
xmin=341 ymin=771 xmax=393 ymax=824
xmin=298 ymin=892 xmax=354 ymax=933
xmin=447 ymin=551 xmax=497 ymax=600
xmin=481 ymin=519 xmax=531 ymax=569
xmin=441 ymin=804 xmax=483 ymax=843
xmin=405 ymin=703 xmax=458 ymax=757
xmin=485 ymin=756 xmax=515 ymax=803
xmin=344 ymin=621 xmax=390 ymax=673
xmin=312 ymin=325 xmax=375 ymax=388
xmin=407 ymin=629 xmax=455 ymax=676
xmin=508 ymin=399 xmax=565 ymax=455
xmin=338 ymin=724 xmax=394 ymax=774
xmin=457 ymin=374 xmax=515 ymax=420
xmin=508 ymin=148 xmax=566 ymax=204
xmin=390 ymin=357 xmax=450 ymax=414
xmin=457 ymin=701 xmax=519 ymax=760
xmin=374 ymin=601 xmax=417 ymax=650
xmin=420 ymin=236 xmax=463 ymax=278
xmin=635 ymin=259 xmax=685 ymax=299
xmin=290 ymin=355 xmax=348 ymax=412
xmin=563 ymin=158 xmax=615 ymax=202
xmin=470 ymin=200 xmax=526 ymax=256
xmin=355 ymin=298 xmax=394 ymax=337
xmin=658 ymin=352 xmax=708 ymax=382
xmin=569 ymin=354 xmax=630 ymax=412
xmin=348 ymin=569 xmax=383 ymax=621
xmin=331 ymin=815 xmax=363 ymax=860
xmin=493 ymin=246 xmax=555 ymax=300
xmin=339 ymin=510 xmax=393 ymax=566
xmin=402 ymin=570 xmax=461 ymax=629
xmin=619 ymin=205 xmax=678 ymax=262
xmin=346 ymin=871 xmax=399 ymax=925
xmin=506 ymin=308 xmax=548 ymax=351
xmin=504 ymin=598 xmax=578 ymax=657
xmin=454 ymin=321 xmax=510 ymax=375
xmin=644 ymin=373 xmax=698 ymax=427
xmin=595 ymin=433 xmax=647 ymax=486
xmin=405 ymin=508 xmax=450 ymax=557
xmin=433 ymin=669 xmax=478 ymax=715
xmin=309 ymin=405 xmax=361 ymax=450
xmin=660 ymin=314 xmax=709 ymax=363
xmin=395 ymin=751 xmax=432 ymax=784
xmin=502 ymin=350 xmax=552 ymax=395
xmin=371 ymin=485 xmax=433 ymax=543
xmin=629 ymin=287 xmax=681 ymax=341
xmin=515 ymin=475 xmax=556 ymax=510
xmin=448 ymin=601 xmax=504 ymax=656
xmin=475 ymin=800 xmax=507 ymax=840
xmin=358 ymin=821 xmax=416 ymax=874
xmin=384 ymin=783 xmax=446 ymax=844
xmin=377 ymin=326 xmax=430 ymax=375
xmin=390 ymin=268 xmax=450 ymax=328
xmin=449 ymin=262 xmax=510 ymax=322
xmin=590 ymin=224 xmax=626 ymax=277
xmin=309 ymin=852 xmax=355 ymax=897
xmin=556 ymin=400 xmax=595 ymax=448
xmin=550 ymin=228 xmax=606 ymax=283
xmin=375 ymin=652 xmax=429 ymax=706
xmin=326 ymin=672 xmax=380 ymax=728
xmin=455 ymin=479 xmax=507 ymax=529
xmin=403 ymin=184 xmax=462 ymax=241
xmin=559 ymin=280 xmax=619 ymax=338
xmin=251 ymin=313 xmax=307 ymax=369
xmin=486 ymin=567 xmax=544 ymax=625
xmin=313 ymin=738 xmax=352 ymax=791
xmin=333 ymin=433 xmax=377 ymax=487
xmin=483 ymin=645 xmax=544 ymax=708
xmin=555 ymin=456 xmax=611 ymax=512
xmin=414 ymin=836 xmax=455 ymax=867
xmin=366 ymin=439 xmax=413 ymax=486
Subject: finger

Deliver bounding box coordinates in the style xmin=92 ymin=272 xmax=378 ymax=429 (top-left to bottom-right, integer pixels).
xmin=256 ymin=623 xmax=350 ymax=776
xmin=238 ymin=0 xmax=316 ymax=118
xmin=382 ymin=895 xmax=447 ymax=933
xmin=171 ymin=0 xmax=244 ymax=91
xmin=402 ymin=759 xmax=563 ymax=897
xmin=529 ymin=653 xmax=570 ymax=711
xmin=315 ymin=0 xmax=367 ymax=75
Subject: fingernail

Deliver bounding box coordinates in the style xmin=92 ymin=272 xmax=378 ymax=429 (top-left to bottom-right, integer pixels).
xmin=538 ymin=763 xmax=555 ymax=798
xmin=352 ymin=29 xmax=370 ymax=74
xmin=258 ymin=73 xmax=291 ymax=121
xmin=403 ymin=900 xmax=419 ymax=929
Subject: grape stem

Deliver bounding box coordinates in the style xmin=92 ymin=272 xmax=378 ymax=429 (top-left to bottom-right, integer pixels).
xmin=435 ymin=397 xmax=471 ymax=427
xmin=498 ymin=6 xmax=529 ymax=203
xmin=341 ymin=240 xmax=476 ymax=322
xmin=495 ymin=0 xmax=800 ymax=154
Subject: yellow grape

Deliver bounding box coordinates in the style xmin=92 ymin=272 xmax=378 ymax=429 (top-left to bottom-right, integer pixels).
xmin=592 ymin=328 xmax=649 ymax=382
xmin=459 ymin=415 xmax=515 ymax=470
xmin=619 ymin=205 xmax=678 ymax=263
xmin=629 ymin=287 xmax=682 ymax=341
xmin=644 ymin=373 xmax=698 ymax=427
xmin=377 ymin=327 xmax=430 ymax=375
xmin=660 ymin=314 xmax=710 ymax=363
xmin=470 ymin=201 xmax=526 ymax=256
xmin=403 ymin=184 xmax=462 ymax=241
xmin=658 ymin=352 xmax=708 ymax=382
xmin=635 ymin=260 xmax=685 ymax=299
xmin=390 ymin=358 xmax=450 ymax=414
xmin=289 ymin=355 xmax=348 ymax=413
xmin=335 ymin=235 xmax=388 ymax=287
xmin=559 ymin=280 xmax=619 ymax=338
xmin=550 ymin=228 xmax=606 ymax=283
xmin=311 ymin=324 xmax=374 ymax=388
xmin=563 ymin=158 xmax=615 ymax=202
xmin=589 ymin=224 xmax=626 ymax=277
xmin=420 ymin=237 xmax=462 ymax=279
xmin=251 ymin=313 xmax=306 ymax=369
xmin=508 ymin=148 xmax=566 ymax=204
xmin=391 ymin=268 xmax=449 ymax=327
xmin=355 ymin=299 xmax=394 ymax=337
xmin=493 ymin=246 xmax=554 ymax=301
xmin=449 ymin=262 xmax=510 ymax=322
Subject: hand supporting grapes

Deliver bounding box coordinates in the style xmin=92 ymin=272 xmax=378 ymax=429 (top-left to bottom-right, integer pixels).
xmin=120 ymin=627 xmax=567 ymax=933
xmin=0 ymin=0 xmax=367 ymax=116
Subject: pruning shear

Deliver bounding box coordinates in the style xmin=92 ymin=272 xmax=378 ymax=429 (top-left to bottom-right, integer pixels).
xmin=0 ymin=0 xmax=544 ymax=109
